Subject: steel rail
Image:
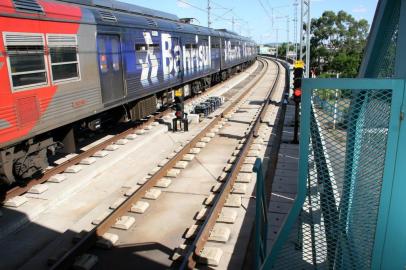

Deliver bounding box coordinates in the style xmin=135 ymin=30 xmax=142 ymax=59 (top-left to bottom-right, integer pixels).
xmin=180 ymin=58 xmax=282 ymax=270
xmin=49 ymin=59 xmax=268 ymax=270
xmin=2 ymin=63 xmax=256 ymax=203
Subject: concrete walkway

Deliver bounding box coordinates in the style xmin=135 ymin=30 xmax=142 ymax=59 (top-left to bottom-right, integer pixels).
xmin=267 ymin=102 xmax=299 ymax=249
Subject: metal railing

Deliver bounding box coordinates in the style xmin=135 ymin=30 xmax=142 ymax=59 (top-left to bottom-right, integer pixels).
xmin=254 ymin=158 xmax=268 ymax=270
xmin=256 ymin=78 xmax=406 ymax=270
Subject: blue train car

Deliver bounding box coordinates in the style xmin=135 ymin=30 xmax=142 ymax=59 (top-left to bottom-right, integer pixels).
xmin=90 ymin=5 xmax=256 ymax=106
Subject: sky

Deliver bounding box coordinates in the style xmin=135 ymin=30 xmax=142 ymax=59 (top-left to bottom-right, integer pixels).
xmin=119 ymin=0 xmax=379 ymax=44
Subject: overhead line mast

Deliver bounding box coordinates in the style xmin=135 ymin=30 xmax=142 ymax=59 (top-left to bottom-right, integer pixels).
xmin=293 ymin=0 xmax=299 ymax=61
xmin=286 ymin=16 xmax=290 ymax=61
xmin=207 ymin=0 xmax=212 ymax=28
xmin=300 ymin=0 xmax=311 ymax=77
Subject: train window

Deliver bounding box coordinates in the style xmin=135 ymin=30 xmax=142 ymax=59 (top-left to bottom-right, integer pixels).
xmin=4 ymin=33 xmax=48 ymax=90
xmin=135 ymin=44 xmax=148 ymax=52
xmin=50 ymin=47 xmax=77 ymax=63
xmin=98 ymin=38 xmax=108 ymax=73
xmin=47 ymin=35 xmax=80 ymax=83
xmin=185 ymin=44 xmax=197 ymax=49
xmin=111 ymin=38 xmax=120 ymax=71
xmin=136 ymin=44 xmax=160 ymax=52
xmin=148 ymin=44 xmax=160 ymax=50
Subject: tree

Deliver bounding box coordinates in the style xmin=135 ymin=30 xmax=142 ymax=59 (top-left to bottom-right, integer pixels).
xmin=278 ymin=43 xmax=288 ymax=58
xmin=277 ymin=43 xmax=297 ymax=60
xmin=310 ymin=11 xmax=369 ymax=78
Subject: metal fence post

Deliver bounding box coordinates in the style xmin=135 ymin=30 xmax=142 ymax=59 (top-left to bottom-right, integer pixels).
xmin=254 ymin=158 xmax=268 ymax=270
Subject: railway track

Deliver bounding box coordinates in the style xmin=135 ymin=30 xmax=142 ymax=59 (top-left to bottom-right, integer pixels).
xmin=1 ymin=62 xmax=259 ymax=205
xmin=179 ymin=59 xmax=281 ymax=269
xmin=46 ymin=57 xmax=283 ymax=270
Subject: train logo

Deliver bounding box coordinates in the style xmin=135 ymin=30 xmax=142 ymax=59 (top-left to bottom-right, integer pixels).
xmin=161 ymin=32 xmax=181 ymax=77
xmin=224 ymin=40 xmax=242 ymax=62
xmin=162 ymin=33 xmax=212 ymax=76
xmin=139 ymin=31 xmax=159 ymax=86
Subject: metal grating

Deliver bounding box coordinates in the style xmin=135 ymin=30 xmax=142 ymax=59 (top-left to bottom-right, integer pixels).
xmin=13 ymin=0 xmax=43 ymax=14
xmin=4 ymin=33 xmax=44 ymax=46
xmin=176 ymin=23 xmax=183 ymax=31
xmin=271 ymin=88 xmax=393 ymax=269
xmin=99 ymin=10 xmax=117 ymax=23
xmin=47 ymin=35 xmax=77 ymax=46
xmin=373 ymin=1 xmax=400 ymax=78
xmin=261 ymin=0 xmax=406 ymax=268
xmin=146 ymin=18 xmax=158 ymax=27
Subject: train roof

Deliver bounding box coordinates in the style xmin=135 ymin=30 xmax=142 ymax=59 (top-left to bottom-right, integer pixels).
xmin=59 ymin=0 xmax=179 ymax=21
xmin=216 ymin=29 xmax=240 ymax=36
xmin=57 ymin=0 xmax=254 ymax=41
xmin=1 ymin=0 xmax=255 ymax=43
xmin=62 ymin=0 xmax=246 ymax=39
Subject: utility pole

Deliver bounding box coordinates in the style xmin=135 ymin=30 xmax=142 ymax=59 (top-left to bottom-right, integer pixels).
xmin=207 ymin=0 xmax=211 ymax=28
xmin=276 ymin=28 xmax=279 ymax=59
xmin=305 ymin=0 xmax=311 ymax=78
xmin=271 ymin=4 xmax=291 ymax=60
xmin=286 ymin=16 xmax=290 ymax=61
xmin=293 ymin=0 xmax=299 ymax=60
xmin=300 ymin=0 xmax=311 ymax=77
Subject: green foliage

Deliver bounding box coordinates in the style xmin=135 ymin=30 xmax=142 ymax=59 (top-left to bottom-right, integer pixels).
xmin=310 ymin=10 xmax=370 ymax=78
xmin=277 ymin=43 xmax=296 ymax=58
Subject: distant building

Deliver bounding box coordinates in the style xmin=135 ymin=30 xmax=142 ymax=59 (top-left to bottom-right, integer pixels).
xmin=259 ymin=45 xmax=276 ymax=56
xmin=287 ymin=51 xmax=297 ymax=59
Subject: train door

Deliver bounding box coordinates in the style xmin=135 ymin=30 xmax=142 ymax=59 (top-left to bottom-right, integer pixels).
xmin=97 ymin=34 xmax=125 ymax=105
xmin=211 ymin=36 xmax=221 ymax=70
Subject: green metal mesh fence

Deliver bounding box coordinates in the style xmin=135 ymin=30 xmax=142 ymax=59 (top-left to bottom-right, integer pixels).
xmin=270 ymin=89 xmax=392 ymax=269
xmin=364 ymin=0 xmax=400 ymax=78
xmin=265 ymin=1 xmax=403 ymax=266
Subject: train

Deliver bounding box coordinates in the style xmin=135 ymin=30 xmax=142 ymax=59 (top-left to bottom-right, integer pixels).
xmin=0 ymin=0 xmax=257 ymax=185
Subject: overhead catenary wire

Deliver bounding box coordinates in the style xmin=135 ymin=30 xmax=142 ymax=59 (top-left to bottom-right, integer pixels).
xmin=177 ymin=0 xmax=236 ymax=23
xmin=257 ymin=0 xmax=299 ymax=46
xmin=211 ymin=0 xmax=245 ymax=24
xmin=256 ymin=0 xmax=273 ymax=24
xmin=176 ymin=0 xmax=250 ymax=36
